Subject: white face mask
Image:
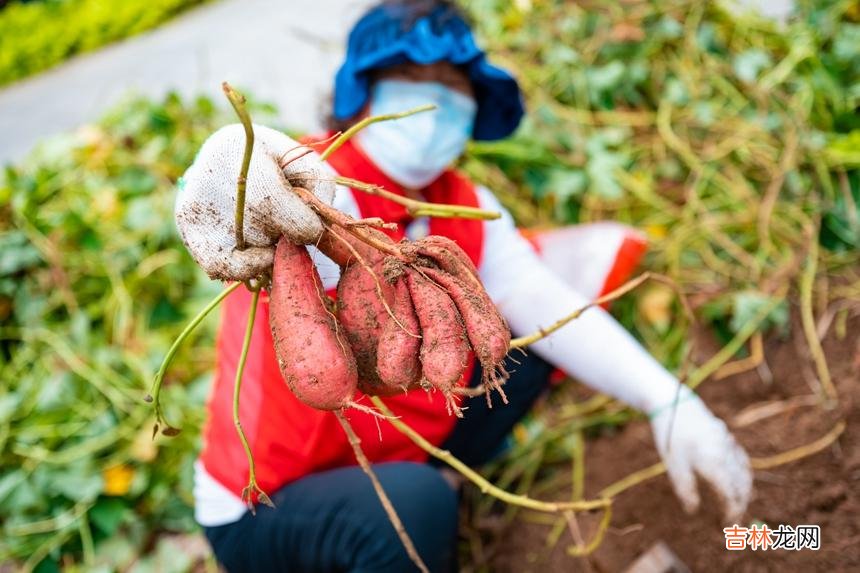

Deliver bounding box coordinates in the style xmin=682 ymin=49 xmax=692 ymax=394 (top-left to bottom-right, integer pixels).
xmin=356 ymin=79 xmax=477 ymax=189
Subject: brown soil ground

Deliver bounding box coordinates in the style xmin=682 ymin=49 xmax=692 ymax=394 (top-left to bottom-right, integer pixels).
xmin=474 ymin=316 xmax=860 ymax=572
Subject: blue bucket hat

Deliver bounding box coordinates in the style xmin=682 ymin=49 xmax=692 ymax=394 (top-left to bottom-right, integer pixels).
xmin=333 ymin=2 xmax=524 ymax=141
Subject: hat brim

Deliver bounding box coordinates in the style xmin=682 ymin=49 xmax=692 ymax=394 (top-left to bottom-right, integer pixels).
xmin=467 ymin=57 xmax=524 ymax=141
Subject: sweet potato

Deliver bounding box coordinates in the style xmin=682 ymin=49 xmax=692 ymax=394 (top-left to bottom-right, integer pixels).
xmin=269 ymin=237 xmax=357 ymax=410
xmin=409 ymin=236 xmax=481 ymax=289
xmin=406 ymin=268 xmax=470 ymax=415
xmin=376 ymin=274 xmax=422 ymax=393
xmin=421 ymin=267 xmax=510 ymax=402
xmin=336 ymin=256 xmax=395 ymax=393
xmin=315 ymin=225 xmax=401 ymax=393
xmin=316 ymin=225 xmax=381 ymax=268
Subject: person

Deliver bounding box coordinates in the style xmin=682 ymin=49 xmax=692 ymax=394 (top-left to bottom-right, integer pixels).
xmin=175 ymin=2 xmax=753 ymax=571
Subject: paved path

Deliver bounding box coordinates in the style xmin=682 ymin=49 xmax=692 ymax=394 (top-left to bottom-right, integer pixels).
xmin=0 ymin=0 xmax=372 ymax=164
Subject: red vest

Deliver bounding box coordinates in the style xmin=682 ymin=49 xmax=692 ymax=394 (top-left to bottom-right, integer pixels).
xmin=199 ymin=140 xmax=482 ymax=499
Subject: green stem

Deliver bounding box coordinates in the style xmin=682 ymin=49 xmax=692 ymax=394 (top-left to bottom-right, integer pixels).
xmin=799 ymin=228 xmax=837 ymax=402
xmin=147 ymin=282 xmax=240 ymax=433
xmin=411 ymin=204 xmax=499 ymax=220
xmin=369 ymin=397 xmax=609 ymax=513
xmin=510 ymin=272 xmax=661 ymax=349
xmin=222 ymin=82 xmax=255 ymax=251
xmin=79 ymin=511 xmax=95 ymax=566
xmin=334 ymin=176 xmax=501 ymax=221
xmin=233 ymin=287 xmax=273 ymax=511
xmin=571 ymin=430 xmax=585 ymax=502
xmin=566 ymin=504 xmax=613 ymax=556
xmin=320 ymin=105 xmax=435 ymax=161
xmin=684 ymin=286 xmax=787 ymax=391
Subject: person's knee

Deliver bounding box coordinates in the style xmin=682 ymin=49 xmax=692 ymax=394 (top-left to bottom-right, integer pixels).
xmin=354 ymin=462 xmax=458 ymax=572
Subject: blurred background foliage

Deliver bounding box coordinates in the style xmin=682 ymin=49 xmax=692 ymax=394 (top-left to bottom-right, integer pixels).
xmin=462 ymin=0 xmax=858 ymax=365
xmin=1 ymin=96 xmax=235 ymax=572
xmin=1 ymin=0 xmax=858 ymax=570
xmin=0 ymin=0 xmax=208 ymax=86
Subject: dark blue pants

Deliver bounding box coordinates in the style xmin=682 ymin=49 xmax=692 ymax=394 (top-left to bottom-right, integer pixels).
xmin=205 ymin=352 xmax=553 ymax=573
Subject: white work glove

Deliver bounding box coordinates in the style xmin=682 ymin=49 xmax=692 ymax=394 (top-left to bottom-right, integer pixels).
xmin=478 ymin=198 xmax=753 ymax=521
xmin=175 ymin=124 xmax=335 ymax=281
xmin=649 ymin=389 xmax=752 ymax=522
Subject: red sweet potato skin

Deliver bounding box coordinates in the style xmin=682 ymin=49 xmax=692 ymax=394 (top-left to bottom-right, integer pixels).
xmin=405 ymin=269 xmax=469 ymax=393
xmin=316 ymin=226 xmax=381 ymax=268
xmin=336 ymin=256 xmax=394 ymax=393
xmin=412 ymin=236 xmax=481 ymax=288
xmin=420 ymin=267 xmax=510 ymax=371
xmin=376 ymin=276 xmax=422 ymax=393
xmin=269 ymin=238 xmax=357 ymax=410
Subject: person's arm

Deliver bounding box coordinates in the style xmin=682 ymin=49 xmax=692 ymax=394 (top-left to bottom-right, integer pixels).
xmin=476 ymin=187 xmax=752 ymax=521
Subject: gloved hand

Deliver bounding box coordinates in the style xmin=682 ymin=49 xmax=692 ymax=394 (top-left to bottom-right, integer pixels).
xmin=650 ymin=390 xmax=752 ymax=522
xmin=175 ymin=124 xmax=335 ymax=281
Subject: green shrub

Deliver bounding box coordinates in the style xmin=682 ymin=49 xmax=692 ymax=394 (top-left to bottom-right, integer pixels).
xmin=0 ymin=0 xmax=207 ymax=86
xmin=0 ymin=93 xmax=228 ymax=570
xmin=460 ymin=0 xmax=859 ymax=357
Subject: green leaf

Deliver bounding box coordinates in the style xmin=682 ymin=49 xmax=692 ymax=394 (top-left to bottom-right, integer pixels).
xmin=0 ymin=393 xmax=21 ymax=424
xmin=664 ymin=77 xmax=689 ymax=105
xmin=33 ymin=557 xmax=60 ymax=573
xmin=34 ymin=371 xmax=76 ymax=412
xmin=546 ymin=168 xmax=587 ymax=200
xmin=585 ymin=134 xmax=628 ymax=199
xmin=90 ymin=498 xmax=128 ymax=536
xmin=129 ymin=536 xmax=195 ymax=573
xmin=730 ymin=291 xmax=789 ymax=334
xmin=0 ymin=470 xmax=27 ymax=504
xmin=0 ymin=231 xmax=42 ymax=275
xmin=4 ymin=471 xmax=43 ymax=513
xmin=586 ymin=61 xmax=626 ymax=105
xmin=832 ymin=24 xmax=860 ymax=63
xmin=51 ymin=463 xmax=103 ymax=502
xmin=733 ymin=49 xmax=772 ymax=83
xmin=820 ymin=169 xmax=860 ymax=250
xmin=654 ymin=15 xmax=683 ymax=39
xmin=117 ymin=166 xmax=157 ymax=198
xmin=94 ymin=535 xmax=141 ymax=570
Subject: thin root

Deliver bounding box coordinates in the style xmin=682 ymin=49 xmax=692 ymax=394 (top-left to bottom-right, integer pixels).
xmin=346 ymin=400 xmax=399 ymax=420
xmin=241 ymin=482 xmax=275 ymax=515
xmin=482 ymin=366 xmax=510 ymax=407
xmin=278 ymin=147 xmax=315 ymax=170
xmin=343 ymin=217 xmax=399 ymax=231
xmin=444 ymin=392 xmax=465 ymax=418
xmin=294 ymin=187 xmax=409 ymax=261
xmin=334 ymin=411 xmax=430 ymax=573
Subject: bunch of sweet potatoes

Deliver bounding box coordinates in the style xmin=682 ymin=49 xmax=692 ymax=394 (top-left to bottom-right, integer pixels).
xmin=269 ymin=225 xmax=510 ymax=416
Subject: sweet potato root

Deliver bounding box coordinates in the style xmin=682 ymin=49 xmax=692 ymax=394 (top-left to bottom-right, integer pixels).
xmin=269 ymin=237 xmax=357 ymax=410
xmin=317 ymin=225 xmax=402 ymax=394
xmin=421 ymin=267 xmax=510 ymax=402
xmin=337 ymin=256 xmax=394 ymax=393
xmin=408 ymin=236 xmax=481 ymax=289
xmin=405 ymin=268 xmax=470 ymax=415
xmin=376 ymin=274 xmax=422 ymax=393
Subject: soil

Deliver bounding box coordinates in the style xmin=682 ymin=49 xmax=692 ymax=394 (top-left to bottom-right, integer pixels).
xmin=475 ymin=315 xmax=860 ymax=572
